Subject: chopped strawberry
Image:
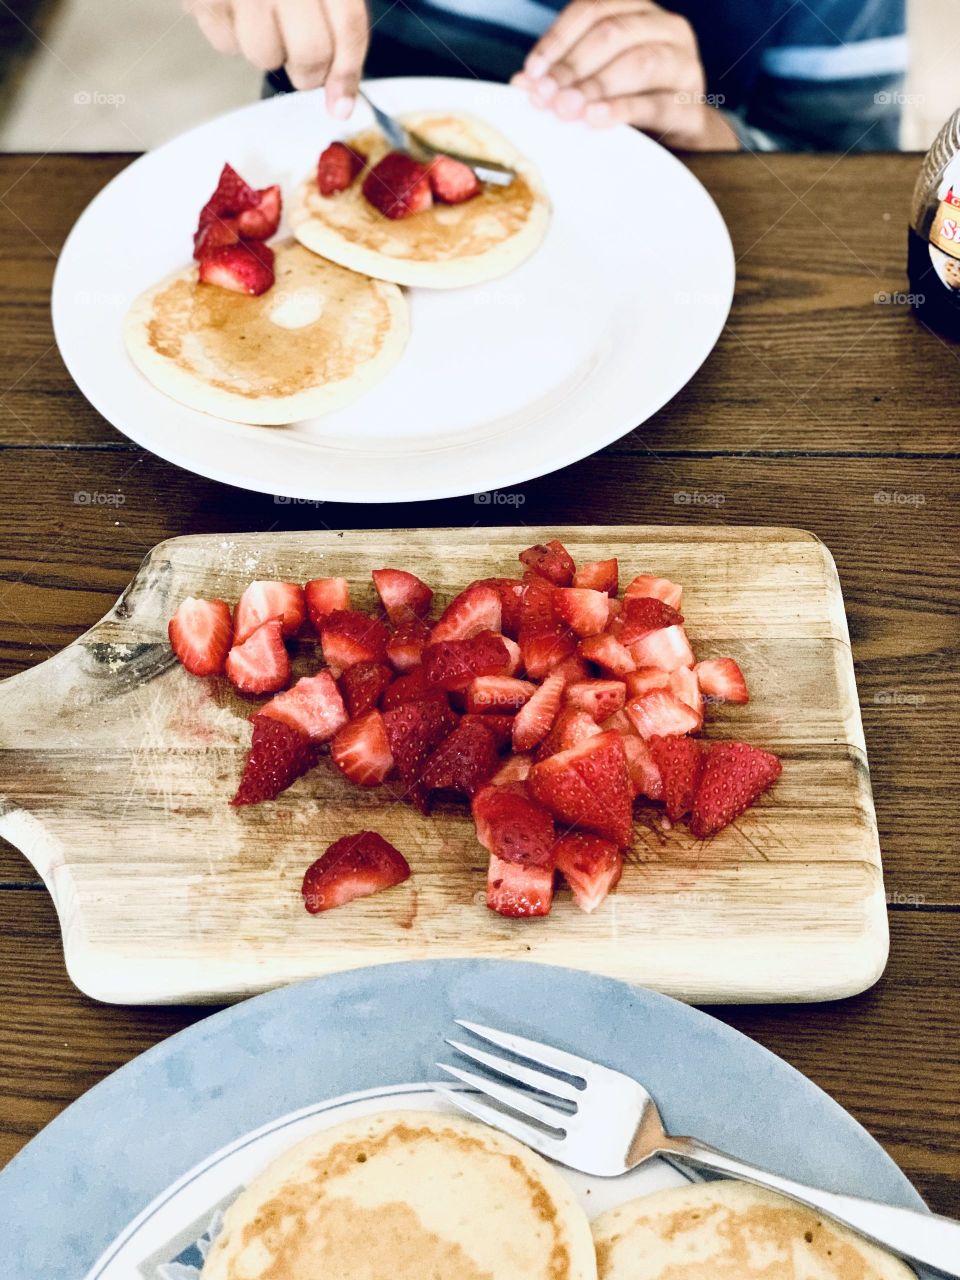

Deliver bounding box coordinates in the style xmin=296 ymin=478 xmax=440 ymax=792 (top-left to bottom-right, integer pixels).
xmin=553 ymin=587 xmax=611 ymax=637
xmin=486 ymin=854 xmax=553 ymax=918
xmin=421 ymin=718 xmax=500 ymax=797
xmin=168 ymin=596 xmax=233 ymax=677
xmin=534 ymin=707 xmax=600 ymax=761
xmin=465 ymin=676 xmax=536 ymax=713
xmin=564 ymin=679 xmax=626 ymax=722
xmin=667 ymin=666 xmax=703 ymax=721
xmin=198 ymin=240 xmax=275 ymax=295
xmin=232 ymin=713 xmax=318 ymax=805
xmin=554 ymin=832 xmax=623 ymax=913
xmin=600 ymin=708 xmax=634 ymax=735
xmin=623 ymin=574 xmax=683 ymax=610
xmin=225 ymin=617 xmax=290 ymax=695
xmin=519 ymin=576 xmax=576 ymax=678
xmin=627 ymin=624 xmax=695 ymax=673
xmin=362 ymin=152 xmax=433 ymax=219
xmin=476 ymin=578 xmax=525 ymax=638
xmin=261 ymin=670 xmax=348 ymax=742
xmin=431 ymin=583 xmax=502 ymax=643
xmin=578 ymin=633 xmax=636 ymax=677
xmin=512 ymin=668 xmax=566 ymax=752
xmin=317 ymin=141 xmax=366 ymax=196
xmin=462 ymin=713 xmax=515 ymax=751
xmin=304 ymin=577 xmax=350 ymax=630
xmin=372 ymin=567 xmax=433 ymax=622
xmin=429 ymin=154 xmax=481 ymax=203
xmin=234 ymin=580 xmax=306 ymax=644
xmin=302 ymin=831 xmax=410 ymax=913
xmin=194 ymin=163 xmax=280 ymax=257
xmin=625 ymin=689 xmax=701 ymax=738
xmin=382 ymin=699 xmax=453 ymax=791
xmin=338 ymin=661 xmax=393 ymax=718
xmin=689 ymin=742 xmax=782 ymax=838
xmin=473 ymin=781 xmax=556 ymax=866
xmin=385 ymin=615 xmax=431 ymax=673
xmin=320 ymin=609 xmax=390 ymax=676
xmin=620 ymin=734 xmax=663 ymax=801
xmin=491 ymin=753 xmax=533 ymax=785
xmin=519 ymin=540 xmax=576 ymax=587
xmin=624 ymin=667 xmax=671 ymax=698
xmin=381 ymin=667 xmax=448 ymax=711
xmin=648 ymin=735 xmax=706 ymax=821
xmin=553 ymin=654 xmax=592 ymax=684
xmin=528 ymin=731 xmax=634 ymax=847
xmin=499 ymin=636 xmax=523 ymax=675
xmin=235 ymin=184 xmax=281 ymax=239
xmin=330 ymin=710 xmax=394 ymax=786
xmin=192 ymin=218 xmax=241 ymax=259
xmin=695 ymin=657 xmax=749 ymax=705
xmin=422 ymin=632 xmax=509 ymax=692
xmin=573 ymin=557 xmax=618 ymax=596
xmin=616 ymin=596 xmax=684 ymax=644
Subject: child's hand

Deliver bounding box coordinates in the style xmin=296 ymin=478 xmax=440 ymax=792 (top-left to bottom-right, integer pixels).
xmin=512 ymin=0 xmax=738 ymax=150
xmin=184 ymin=0 xmax=368 ymax=117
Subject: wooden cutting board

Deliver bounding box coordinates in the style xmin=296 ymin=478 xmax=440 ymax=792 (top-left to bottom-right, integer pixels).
xmin=0 ymin=526 xmax=887 ymax=1006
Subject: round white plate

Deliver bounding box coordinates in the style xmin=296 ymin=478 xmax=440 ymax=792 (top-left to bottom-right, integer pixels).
xmin=53 ymin=77 xmax=734 ymax=504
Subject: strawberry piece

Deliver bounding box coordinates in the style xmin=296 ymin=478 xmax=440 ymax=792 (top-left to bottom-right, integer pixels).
xmin=382 ymin=699 xmax=453 ymax=790
xmin=232 ymin=713 xmax=318 ymax=805
xmin=625 ymin=667 xmax=671 ymax=698
xmin=302 ymin=831 xmax=410 ymax=913
xmin=616 ymin=596 xmax=684 ymax=644
xmin=625 ymin=689 xmax=702 ymax=738
xmin=260 ymin=670 xmax=348 ymax=742
xmin=428 ymin=154 xmax=481 ymax=204
xmin=553 ymin=587 xmax=611 ymax=637
xmin=499 ymin=636 xmax=523 ymax=675
xmin=564 ymin=679 xmax=626 ymax=722
xmin=535 ymin=707 xmax=602 ymax=761
xmin=225 ymin=617 xmax=290 ymax=694
xmin=689 ymin=741 xmax=782 ymax=838
xmin=431 ymin=583 xmax=502 ymax=643
xmin=234 ymin=580 xmax=306 ymax=644
xmin=385 ymin=615 xmax=430 ymax=673
xmin=192 ymin=218 xmax=242 ymax=259
xmin=620 ymin=734 xmax=663 ymax=801
xmin=627 ymin=624 xmax=695 ymax=673
xmin=667 ymin=666 xmax=703 ymax=721
xmin=573 ymin=558 xmax=618 ymax=596
xmin=623 ymin=574 xmax=683 ymax=610
xmin=305 ymin=577 xmax=350 ymax=630
xmin=381 ymin=667 xmax=448 ymax=710
xmin=528 ymin=731 xmax=633 ymax=847
xmin=473 ymin=781 xmax=557 ymax=866
xmin=600 ymin=709 xmax=634 ymax=735
xmin=338 ymin=660 xmax=393 ymax=718
xmin=235 ymin=184 xmax=281 ymax=239
xmin=422 ymin=632 xmax=509 ymax=692
xmin=320 ymin=609 xmax=390 ymax=676
xmin=372 ymin=567 xmax=433 ymax=622
xmin=518 ymin=576 xmax=576 ymax=678
xmin=486 ymin=854 xmax=553 ymax=918
xmin=317 ymin=141 xmax=366 ymax=196
xmin=695 ymin=657 xmax=749 ymax=704
xmin=578 ymin=633 xmax=636 ymax=677
xmin=476 ymin=578 xmax=525 ymax=638
xmin=465 ymin=676 xmax=536 ymax=713
xmin=194 ymin=164 xmax=280 ymax=257
xmin=491 ymin=754 xmax=533 ymax=785
xmin=519 ymin=540 xmax=576 ymax=587
xmin=512 ymin=668 xmax=566 ymax=752
xmin=554 ymin=831 xmax=623 ymax=913
xmin=330 ymin=710 xmax=394 ymax=786
xmin=362 ymin=152 xmax=433 ymax=219
xmin=168 ymin=596 xmax=233 ymax=677
xmin=648 ymin=734 xmax=706 ymax=821
xmin=462 ymin=713 xmax=515 ymax=751
xmin=198 ymin=240 xmax=275 ymax=295
xmin=421 ymin=718 xmax=500 ymax=797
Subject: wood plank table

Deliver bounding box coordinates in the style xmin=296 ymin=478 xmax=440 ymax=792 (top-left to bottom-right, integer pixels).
xmin=0 ymin=152 xmax=958 ymax=1216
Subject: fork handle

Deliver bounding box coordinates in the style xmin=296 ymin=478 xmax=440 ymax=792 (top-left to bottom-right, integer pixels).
xmin=666 ymin=1136 xmax=960 ymax=1277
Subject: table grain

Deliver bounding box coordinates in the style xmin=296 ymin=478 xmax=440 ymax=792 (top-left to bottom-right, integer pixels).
xmin=0 ymin=151 xmax=957 ymax=1215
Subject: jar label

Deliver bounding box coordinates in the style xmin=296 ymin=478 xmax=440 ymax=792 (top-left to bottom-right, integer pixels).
xmin=930 ymin=187 xmax=960 ymax=260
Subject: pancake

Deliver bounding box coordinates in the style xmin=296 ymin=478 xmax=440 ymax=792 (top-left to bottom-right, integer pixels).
xmin=123 ymin=239 xmax=408 ymax=425
xmin=289 ymin=112 xmax=551 ymax=288
xmin=201 ymin=1109 xmax=597 ymax=1279
xmin=592 ymin=1180 xmax=915 ymax=1280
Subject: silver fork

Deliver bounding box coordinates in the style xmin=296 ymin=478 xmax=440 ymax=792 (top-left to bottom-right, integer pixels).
xmin=357 ymin=88 xmax=517 ymax=187
xmin=436 ymin=1020 xmax=960 ymax=1278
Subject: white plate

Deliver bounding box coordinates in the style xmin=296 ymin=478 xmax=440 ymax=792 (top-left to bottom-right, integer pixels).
xmin=52 ymin=77 xmax=734 ymax=504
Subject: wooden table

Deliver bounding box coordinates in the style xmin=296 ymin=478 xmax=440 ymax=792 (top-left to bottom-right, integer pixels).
xmin=1 ymin=152 xmax=958 ymax=1215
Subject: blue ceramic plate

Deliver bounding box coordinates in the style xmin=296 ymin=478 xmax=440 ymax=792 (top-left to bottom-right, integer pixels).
xmin=2 ymin=960 xmax=924 ymax=1278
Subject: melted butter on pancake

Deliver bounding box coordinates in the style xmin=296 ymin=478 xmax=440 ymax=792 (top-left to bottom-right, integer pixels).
xmin=146 ymin=243 xmax=392 ymax=400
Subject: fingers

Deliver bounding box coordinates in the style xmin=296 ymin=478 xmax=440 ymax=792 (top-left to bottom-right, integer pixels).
xmin=322 ymin=0 xmax=369 ymax=116
xmin=185 ymin=0 xmax=240 ymax=55
xmin=275 ymin=0 xmax=333 ymax=89
xmin=570 ymin=42 xmax=696 ymax=105
xmin=543 ymin=12 xmax=683 ymax=97
xmin=232 ymin=0 xmax=285 ymax=69
xmin=524 ymin=0 xmax=655 ymax=77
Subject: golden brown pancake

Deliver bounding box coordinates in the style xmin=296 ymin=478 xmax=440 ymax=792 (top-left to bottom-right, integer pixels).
xmin=289 ymin=112 xmax=551 ymax=288
xmin=592 ymin=1180 xmax=915 ymax=1280
xmin=123 ymin=239 xmax=408 ymax=424
xmin=201 ymin=1110 xmax=597 ymax=1279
